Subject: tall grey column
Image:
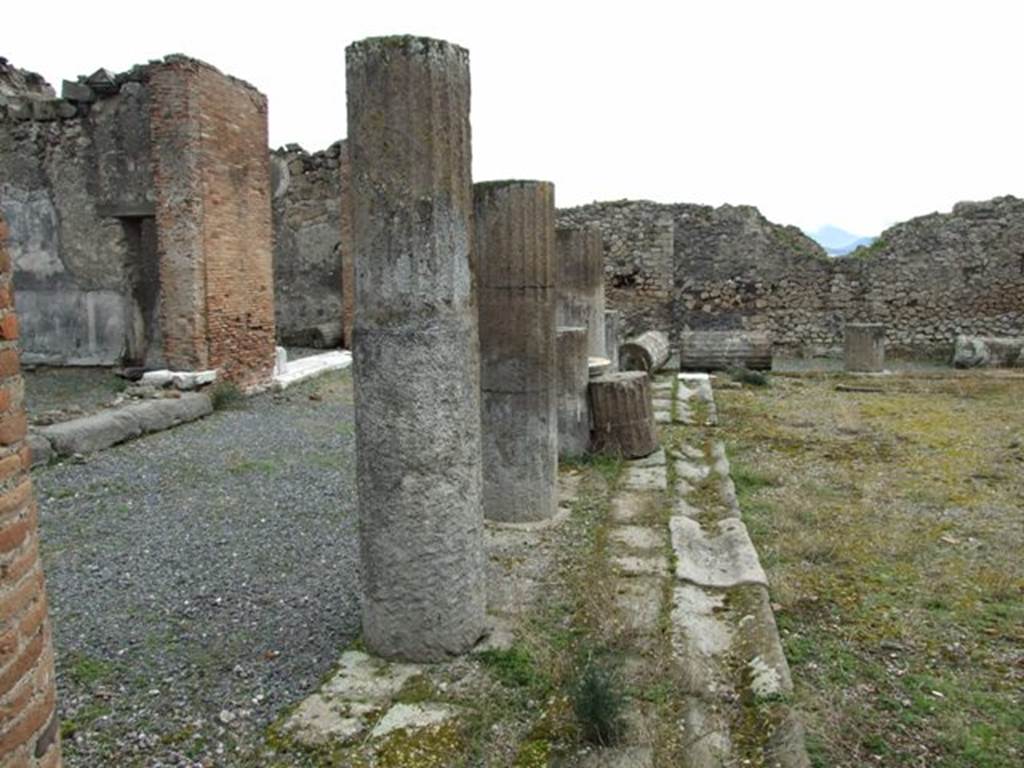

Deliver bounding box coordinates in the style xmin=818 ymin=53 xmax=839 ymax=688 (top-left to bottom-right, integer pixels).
xmin=605 ymin=309 xmax=622 ymax=371
xmin=556 ymin=226 xmax=606 ymax=358
xmin=475 ymin=181 xmax=558 ymax=522
xmin=556 ymin=326 xmax=590 ymax=458
xmin=346 ymin=36 xmax=485 ymax=661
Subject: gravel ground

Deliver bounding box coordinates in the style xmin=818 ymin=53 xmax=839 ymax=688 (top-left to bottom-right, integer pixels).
xmin=34 ymin=370 xmax=361 ymax=767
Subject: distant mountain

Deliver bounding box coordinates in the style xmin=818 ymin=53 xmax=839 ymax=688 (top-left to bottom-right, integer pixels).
xmin=806 ymin=225 xmax=876 ymax=256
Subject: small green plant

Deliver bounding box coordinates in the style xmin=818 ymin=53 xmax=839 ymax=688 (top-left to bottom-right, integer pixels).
xmin=209 ymin=381 xmax=244 ymax=410
xmin=571 ymin=658 xmax=625 ymax=746
xmin=477 ymin=646 xmax=539 ymax=688
xmin=728 ymin=366 xmax=769 ymax=387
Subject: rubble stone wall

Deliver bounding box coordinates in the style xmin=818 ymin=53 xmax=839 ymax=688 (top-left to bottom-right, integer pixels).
xmin=559 ymin=197 xmax=1024 ymax=356
xmin=0 ymin=60 xmax=159 ymax=366
xmin=270 ymin=143 xmax=344 ymax=343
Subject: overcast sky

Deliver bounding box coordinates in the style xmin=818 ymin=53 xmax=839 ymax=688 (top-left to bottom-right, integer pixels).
xmin=5 ymin=1 xmax=1023 ymax=235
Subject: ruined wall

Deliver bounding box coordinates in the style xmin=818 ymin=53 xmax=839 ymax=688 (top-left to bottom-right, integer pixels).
xmin=270 ymin=142 xmax=344 ymax=343
xmin=558 ymin=201 xmax=674 ymax=337
xmin=149 ymin=57 xmax=275 ymax=387
xmin=0 ymin=215 xmax=62 ymax=768
xmin=559 ymin=197 xmax=1024 ymax=356
xmin=0 ymin=62 xmax=160 ymax=366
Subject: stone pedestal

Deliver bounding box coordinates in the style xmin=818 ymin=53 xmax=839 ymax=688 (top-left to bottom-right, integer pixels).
xmin=556 ymin=226 xmax=606 ymax=358
xmin=556 ymin=326 xmax=590 ymax=458
xmin=475 ymin=181 xmax=557 ymax=522
xmin=346 ymin=36 xmax=485 ymax=661
xmin=589 ymin=372 xmax=659 ymax=458
xmin=844 ymin=323 xmax=886 ymax=372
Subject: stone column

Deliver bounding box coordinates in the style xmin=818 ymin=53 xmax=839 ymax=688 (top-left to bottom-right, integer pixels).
xmin=0 ymin=216 xmax=62 ymax=768
xmin=475 ymin=181 xmax=557 ymax=522
xmin=338 ymin=139 xmax=355 ymax=349
xmin=346 ymin=36 xmax=485 ymax=661
xmin=844 ymin=323 xmax=885 ymax=372
xmin=556 ymin=226 xmax=606 ymax=358
xmin=556 ymin=326 xmax=590 ymax=458
xmin=605 ymin=310 xmax=621 ymax=372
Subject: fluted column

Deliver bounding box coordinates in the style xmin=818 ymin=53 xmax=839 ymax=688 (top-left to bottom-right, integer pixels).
xmin=556 ymin=326 xmax=590 ymax=458
xmin=346 ymin=36 xmax=485 ymax=661
xmin=556 ymin=225 xmax=606 ymax=358
xmin=474 ymin=181 xmax=557 ymax=522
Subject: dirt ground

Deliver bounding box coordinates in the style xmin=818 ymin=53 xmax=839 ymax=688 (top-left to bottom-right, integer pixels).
xmin=715 ymin=371 xmax=1024 ymax=767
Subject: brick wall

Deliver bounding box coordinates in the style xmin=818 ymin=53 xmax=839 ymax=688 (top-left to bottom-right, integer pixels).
xmin=0 ymin=215 xmax=62 ymax=768
xmin=149 ymin=57 xmax=275 ymax=389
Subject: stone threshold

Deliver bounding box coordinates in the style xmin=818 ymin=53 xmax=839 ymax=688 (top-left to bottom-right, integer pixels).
xmin=29 ymin=392 xmax=212 ymax=465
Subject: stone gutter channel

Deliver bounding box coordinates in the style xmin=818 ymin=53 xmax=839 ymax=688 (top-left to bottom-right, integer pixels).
xmin=275 ymin=371 xmax=808 ymax=767
xmin=637 ymin=373 xmax=809 ymax=767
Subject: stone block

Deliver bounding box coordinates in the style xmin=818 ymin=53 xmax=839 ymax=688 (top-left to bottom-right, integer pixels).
xmin=844 ymin=323 xmax=885 ymax=372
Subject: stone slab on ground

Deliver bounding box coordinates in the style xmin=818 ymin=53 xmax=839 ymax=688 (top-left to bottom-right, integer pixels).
xmin=614 ymin=577 xmax=663 ymax=636
xmin=612 ymin=554 xmax=670 ymax=577
xmin=654 ymin=410 xmax=672 ymax=424
xmin=670 ymin=516 xmax=768 ymax=588
xmin=609 ymin=525 xmax=664 ymax=551
xmin=630 ymin=448 xmax=666 ymax=468
xmin=579 ymin=745 xmax=654 ymax=767
xmin=610 ymin=492 xmax=652 ymax=523
xmin=36 ymin=393 xmax=212 ymax=455
xmin=622 ymin=464 xmax=667 ymax=492
xmin=273 ymin=350 xmax=352 ymax=390
xmin=370 ymin=702 xmax=458 ymax=739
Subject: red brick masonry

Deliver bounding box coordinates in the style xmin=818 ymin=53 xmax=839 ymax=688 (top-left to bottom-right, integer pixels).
xmin=0 ymin=216 xmax=62 ymax=768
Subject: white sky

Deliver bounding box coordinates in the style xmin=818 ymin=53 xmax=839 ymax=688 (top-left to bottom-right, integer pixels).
xmin=5 ymin=0 xmax=1023 ymax=235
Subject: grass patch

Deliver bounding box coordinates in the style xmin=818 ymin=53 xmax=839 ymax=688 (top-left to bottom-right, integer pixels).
xmin=716 ymin=374 xmax=1024 ymax=767
xmin=477 ymin=646 xmax=541 ymax=689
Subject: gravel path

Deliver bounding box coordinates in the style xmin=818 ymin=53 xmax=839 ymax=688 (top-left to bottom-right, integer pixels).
xmin=34 ymin=371 xmax=361 ymax=767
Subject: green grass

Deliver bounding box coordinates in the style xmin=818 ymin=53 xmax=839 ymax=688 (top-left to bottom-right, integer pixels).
xmin=716 ymin=374 xmax=1024 ymax=767
xmin=476 ymin=646 xmax=542 ymax=689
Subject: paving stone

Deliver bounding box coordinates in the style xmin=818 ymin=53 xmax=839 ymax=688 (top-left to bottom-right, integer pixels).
xmin=320 ymin=651 xmax=422 ymax=702
xmin=286 ymin=696 xmax=380 ymax=746
xmin=579 ymin=746 xmax=654 ymax=767
xmin=675 ymin=459 xmax=709 ymax=483
xmin=370 ymin=702 xmax=458 ymax=739
xmin=610 ymin=493 xmax=651 ymax=523
xmin=609 ymin=525 xmax=664 ymax=551
xmin=652 ymin=398 xmax=673 ymax=409
xmin=672 ymin=584 xmax=733 ymax=658
xmin=672 ymin=499 xmax=701 ymax=519
xmin=675 ymin=478 xmax=695 ymax=497
xmin=670 ymin=517 xmax=768 ymax=588
xmin=677 ymin=444 xmax=705 ymax=461
xmin=614 ymin=577 xmax=663 ymax=636
xmin=629 ymin=448 xmax=666 ymax=468
xmin=612 ymin=554 xmax=669 ymax=577
xmin=654 ymin=410 xmax=671 ymax=424
xmin=623 ymin=465 xmax=667 ymax=492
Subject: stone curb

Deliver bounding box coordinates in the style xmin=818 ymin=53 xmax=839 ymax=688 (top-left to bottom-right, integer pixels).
xmin=667 ymin=373 xmax=810 ymax=768
xmin=33 ymin=393 xmax=213 ymax=458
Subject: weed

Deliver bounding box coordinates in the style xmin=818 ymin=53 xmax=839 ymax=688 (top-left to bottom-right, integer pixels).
xmin=209 ymin=381 xmax=244 ymax=410
xmin=571 ymin=658 xmax=625 ymax=746
xmin=727 ymin=366 xmax=770 ymax=387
